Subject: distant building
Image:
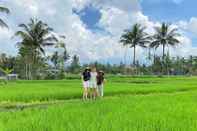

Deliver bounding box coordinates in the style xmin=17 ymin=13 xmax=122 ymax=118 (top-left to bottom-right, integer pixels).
xmin=7 ymin=74 xmax=18 ymax=80
xmin=0 ymin=70 xmax=18 ymax=80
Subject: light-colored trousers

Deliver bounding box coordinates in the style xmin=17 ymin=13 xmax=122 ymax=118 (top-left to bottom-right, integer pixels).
xmin=97 ymin=84 xmax=104 ymax=97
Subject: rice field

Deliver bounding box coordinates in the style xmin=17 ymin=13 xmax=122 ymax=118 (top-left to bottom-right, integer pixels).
xmin=0 ymin=76 xmax=197 ymax=131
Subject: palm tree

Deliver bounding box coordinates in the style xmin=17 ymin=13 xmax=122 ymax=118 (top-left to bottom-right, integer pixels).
xmin=150 ymin=22 xmax=180 ymax=61
xmin=0 ymin=6 xmax=10 ymax=28
xmin=54 ymin=36 xmax=70 ymax=70
xmin=51 ymin=51 xmax=59 ymax=69
xmin=120 ymin=23 xmax=151 ymax=66
xmin=15 ymin=18 xmax=57 ymax=56
xmin=14 ymin=18 xmax=58 ymax=79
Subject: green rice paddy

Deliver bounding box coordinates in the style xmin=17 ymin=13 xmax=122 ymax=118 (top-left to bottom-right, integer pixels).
xmin=0 ymin=76 xmax=197 ymax=131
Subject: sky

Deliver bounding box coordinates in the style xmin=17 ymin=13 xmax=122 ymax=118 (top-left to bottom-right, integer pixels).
xmin=0 ymin=0 xmax=197 ymax=64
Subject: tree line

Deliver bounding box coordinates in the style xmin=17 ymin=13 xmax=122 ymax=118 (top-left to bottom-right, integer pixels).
xmin=0 ymin=4 xmax=197 ymax=79
xmin=120 ymin=23 xmax=180 ymax=75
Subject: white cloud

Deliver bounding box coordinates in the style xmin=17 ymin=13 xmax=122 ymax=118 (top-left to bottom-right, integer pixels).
xmin=0 ymin=0 xmax=196 ymax=64
xmin=0 ymin=28 xmax=15 ymax=55
xmin=72 ymin=0 xmax=91 ymax=11
xmin=168 ymin=36 xmax=197 ymax=57
xmin=93 ymin=0 xmax=140 ymax=12
xmin=12 ymin=0 xmax=39 ymax=16
xmin=178 ymin=17 xmax=197 ymax=35
xmin=98 ymin=7 xmax=130 ymax=36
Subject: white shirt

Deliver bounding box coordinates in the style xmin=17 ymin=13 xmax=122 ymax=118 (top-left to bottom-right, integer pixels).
xmin=90 ymin=72 xmax=97 ymax=82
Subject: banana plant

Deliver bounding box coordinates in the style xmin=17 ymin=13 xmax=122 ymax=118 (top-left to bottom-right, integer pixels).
xmin=0 ymin=67 xmax=13 ymax=84
xmin=0 ymin=67 xmax=13 ymax=75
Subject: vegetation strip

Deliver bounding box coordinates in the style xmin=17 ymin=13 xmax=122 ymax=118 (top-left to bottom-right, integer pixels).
xmin=0 ymin=87 xmax=196 ymax=112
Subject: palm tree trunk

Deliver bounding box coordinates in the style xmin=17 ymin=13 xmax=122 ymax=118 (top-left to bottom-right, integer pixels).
xmin=162 ymin=44 xmax=165 ymax=75
xmin=25 ymin=64 xmax=28 ymax=80
xmin=133 ymin=46 xmax=137 ymax=75
xmin=162 ymin=44 xmax=165 ymax=61
xmin=133 ymin=46 xmax=136 ymax=66
xmin=28 ymin=64 xmax=30 ymax=80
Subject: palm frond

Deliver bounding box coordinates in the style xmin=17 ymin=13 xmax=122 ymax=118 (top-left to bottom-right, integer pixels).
xmin=0 ymin=18 xmax=8 ymax=28
xmin=0 ymin=6 xmax=10 ymax=14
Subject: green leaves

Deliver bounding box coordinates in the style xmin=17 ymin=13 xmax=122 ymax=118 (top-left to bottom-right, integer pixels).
xmin=120 ymin=23 xmax=151 ymax=66
xmin=15 ymin=18 xmax=58 ymax=56
xmin=0 ymin=6 xmax=10 ymax=28
xmin=0 ymin=67 xmax=13 ymax=75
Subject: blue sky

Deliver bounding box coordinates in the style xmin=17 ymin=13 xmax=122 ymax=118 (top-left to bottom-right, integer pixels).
xmin=141 ymin=0 xmax=197 ymax=22
xmin=77 ymin=0 xmax=197 ymax=31
xmin=74 ymin=0 xmax=197 ymax=49
xmin=73 ymin=5 xmax=101 ymax=31
xmin=0 ymin=0 xmax=197 ymax=64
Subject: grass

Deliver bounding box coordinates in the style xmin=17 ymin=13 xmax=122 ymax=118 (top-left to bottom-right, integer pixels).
xmin=0 ymin=76 xmax=197 ymax=130
xmin=0 ymin=76 xmax=197 ymax=103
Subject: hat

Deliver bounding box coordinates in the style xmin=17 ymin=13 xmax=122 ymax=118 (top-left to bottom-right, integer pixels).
xmin=85 ymin=67 xmax=90 ymax=69
xmin=99 ymin=70 xmax=104 ymax=74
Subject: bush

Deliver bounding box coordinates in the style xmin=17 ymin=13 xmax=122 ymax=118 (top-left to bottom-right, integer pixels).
xmin=44 ymin=71 xmax=56 ymax=80
xmin=56 ymin=70 xmax=65 ymax=80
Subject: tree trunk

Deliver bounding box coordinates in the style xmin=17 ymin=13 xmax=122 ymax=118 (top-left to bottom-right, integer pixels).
xmin=133 ymin=46 xmax=137 ymax=75
xmin=28 ymin=64 xmax=32 ymax=80
xmin=162 ymin=44 xmax=165 ymax=61
xmin=133 ymin=46 xmax=136 ymax=66
xmin=162 ymin=44 xmax=165 ymax=75
xmin=25 ymin=64 xmax=28 ymax=80
xmin=28 ymin=64 xmax=30 ymax=80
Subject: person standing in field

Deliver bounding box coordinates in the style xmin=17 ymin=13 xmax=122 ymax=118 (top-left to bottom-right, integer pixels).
xmin=81 ymin=67 xmax=91 ymax=100
xmin=97 ymin=71 xmax=105 ymax=97
xmin=90 ymin=67 xmax=98 ymax=99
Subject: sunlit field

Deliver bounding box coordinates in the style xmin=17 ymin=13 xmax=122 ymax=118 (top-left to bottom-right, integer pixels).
xmin=0 ymin=76 xmax=197 ymax=130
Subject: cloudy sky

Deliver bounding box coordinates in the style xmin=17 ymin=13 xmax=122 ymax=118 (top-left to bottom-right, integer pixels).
xmin=0 ymin=0 xmax=197 ymax=64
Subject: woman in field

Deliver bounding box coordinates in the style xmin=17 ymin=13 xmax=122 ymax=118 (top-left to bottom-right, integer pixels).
xmin=81 ymin=67 xmax=91 ymax=100
xmin=97 ymin=71 xmax=105 ymax=97
xmin=90 ymin=67 xmax=98 ymax=99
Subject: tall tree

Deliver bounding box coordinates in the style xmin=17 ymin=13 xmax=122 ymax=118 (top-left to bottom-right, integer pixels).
xmin=51 ymin=51 xmax=59 ymax=69
xmin=0 ymin=6 xmax=10 ymax=28
xmin=55 ymin=37 xmax=70 ymax=70
xmin=120 ymin=23 xmax=151 ymax=66
xmin=14 ymin=18 xmax=57 ymax=79
xmin=15 ymin=18 xmax=57 ymax=56
xmin=150 ymin=22 xmax=180 ymax=61
xmin=68 ymin=55 xmax=80 ymax=74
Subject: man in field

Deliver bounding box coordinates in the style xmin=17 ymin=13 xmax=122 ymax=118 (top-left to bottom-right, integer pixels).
xmin=97 ymin=71 xmax=105 ymax=97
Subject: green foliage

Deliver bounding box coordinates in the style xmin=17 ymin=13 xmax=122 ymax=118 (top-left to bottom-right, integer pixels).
xmin=0 ymin=6 xmax=10 ymax=28
xmin=0 ymin=67 xmax=13 ymax=75
xmin=56 ymin=70 xmax=65 ymax=80
xmin=67 ymin=55 xmax=81 ymax=74
xmin=14 ymin=18 xmax=58 ymax=80
xmin=150 ymin=23 xmax=180 ymax=74
xmin=120 ymin=23 xmax=151 ymax=66
xmin=51 ymin=51 xmax=59 ymax=69
xmin=0 ymin=76 xmax=195 ymax=102
xmin=0 ymin=76 xmax=197 ymax=130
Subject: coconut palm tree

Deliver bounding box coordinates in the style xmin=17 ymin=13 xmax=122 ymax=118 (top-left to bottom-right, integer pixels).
xmin=120 ymin=23 xmax=151 ymax=66
xmin=150 ymin=22 xmax=180 ymax=61
xmin=150 ymin=23 xmax=180 ymax=74
xmin=54 ymin=36 xmax=70 ymax=70
xmin=0 ymin=6 xmax=10 ymax=28
xmin=15 ymin=18 xmax=58 ymax=56
xmin=14 ymin=18 xmax=58 ymax=79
